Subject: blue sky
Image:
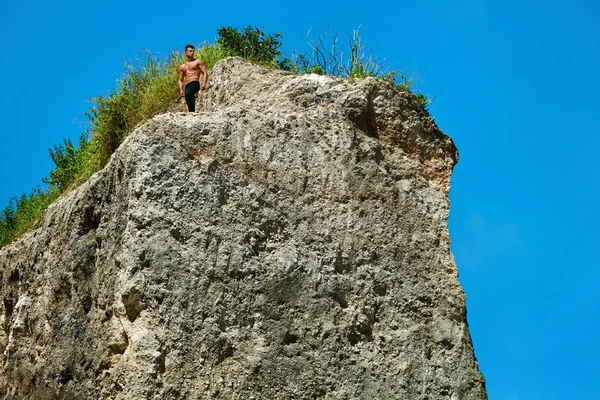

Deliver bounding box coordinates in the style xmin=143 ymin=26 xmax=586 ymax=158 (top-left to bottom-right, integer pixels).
xmin=1 ymin=1 xmax=599 ymax=398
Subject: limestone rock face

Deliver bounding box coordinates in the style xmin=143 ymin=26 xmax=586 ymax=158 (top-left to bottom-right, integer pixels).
xmin=0 ymin=58 xmax=487 ymax=399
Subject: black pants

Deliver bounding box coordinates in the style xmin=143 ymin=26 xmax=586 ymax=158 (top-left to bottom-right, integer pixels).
xmin=185 ymin=81 xmax=200 ymax=112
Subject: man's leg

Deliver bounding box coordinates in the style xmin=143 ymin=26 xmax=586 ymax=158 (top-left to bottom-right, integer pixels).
xmin=184 ymin=81 xmax=201 ymax=112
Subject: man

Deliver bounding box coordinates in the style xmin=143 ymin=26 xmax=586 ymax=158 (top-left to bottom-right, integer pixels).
xmin=179 ymin=44 xmax=208 ymax=112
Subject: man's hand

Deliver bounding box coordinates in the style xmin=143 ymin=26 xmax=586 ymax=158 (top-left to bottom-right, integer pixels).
xmin=201 ymin=83 xmax=206 ymax=91
xmin=180 ymin=89 xmax=184 ymax=97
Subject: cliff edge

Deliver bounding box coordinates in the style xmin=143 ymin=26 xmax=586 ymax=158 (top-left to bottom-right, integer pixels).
xmin=0 ymin=58 xmax=487 ymax=399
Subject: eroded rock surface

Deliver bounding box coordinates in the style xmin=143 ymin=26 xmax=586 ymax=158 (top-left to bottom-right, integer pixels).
xmin=0 ymin=58 xmax=487 ymax=399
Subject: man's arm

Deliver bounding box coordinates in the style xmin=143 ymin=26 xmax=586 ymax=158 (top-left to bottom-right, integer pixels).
xmin=199 ymin=60 xmax=208 ymax=90
xmin=178 ymin=66 xmax=185 ymax=96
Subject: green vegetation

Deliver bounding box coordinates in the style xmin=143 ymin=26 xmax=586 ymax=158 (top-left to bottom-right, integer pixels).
xmin=0 ymin=26 xmax=430 ymax=248
xmin=216 ymin=26 xmax=291 ymax=69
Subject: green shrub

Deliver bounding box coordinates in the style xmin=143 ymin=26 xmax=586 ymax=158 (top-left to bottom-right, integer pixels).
xmin=0 ymin=187 xmax=59 ymax=246
xmin=216 ymin=26 xmax=291 ymax=69
xmin=0 ymin=205 xmax=15 ymax=246
xmin=43 ymin=135 xmax=89 ymax=191
xmin=416 ymin=93 xmax=431 ymax=115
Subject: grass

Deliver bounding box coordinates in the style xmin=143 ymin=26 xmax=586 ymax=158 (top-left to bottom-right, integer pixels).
xmin=0 ymin=26 xmax=430 ymax=248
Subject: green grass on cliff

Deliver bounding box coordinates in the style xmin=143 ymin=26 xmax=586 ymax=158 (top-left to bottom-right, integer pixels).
xmin=0 ymin=26 xmax=428 ymax=247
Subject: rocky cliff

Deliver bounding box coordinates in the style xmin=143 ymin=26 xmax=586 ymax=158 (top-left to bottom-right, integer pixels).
xmin=0 ymin=58 xmax=487 ymax=399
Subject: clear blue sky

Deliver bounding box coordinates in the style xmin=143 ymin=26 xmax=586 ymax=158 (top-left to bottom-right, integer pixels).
xmin=1 ymin=1 xmax=599 ymax=398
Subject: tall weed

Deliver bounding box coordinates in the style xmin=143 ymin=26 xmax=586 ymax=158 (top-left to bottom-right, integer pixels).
xmin=294 ymin=27 xmax=430 ymax=113
xmin=196 ymin=43 xmax=229 ymax=69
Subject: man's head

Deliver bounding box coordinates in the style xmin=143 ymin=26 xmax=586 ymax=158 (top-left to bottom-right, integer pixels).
xmin=185 ymin=44 xmax=195 ymax=57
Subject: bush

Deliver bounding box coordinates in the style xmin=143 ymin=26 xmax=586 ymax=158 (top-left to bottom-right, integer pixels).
xmin=0 ymin=187 xmax=58 ymax=247
xmin=43 ymin=135 xmax=89 ymax=191
xmin=216 ymin=26 xmax=291 ymax=69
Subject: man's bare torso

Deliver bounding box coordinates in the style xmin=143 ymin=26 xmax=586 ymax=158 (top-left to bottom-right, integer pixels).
xmin=180 ymin=59 xmax=204 ymax=84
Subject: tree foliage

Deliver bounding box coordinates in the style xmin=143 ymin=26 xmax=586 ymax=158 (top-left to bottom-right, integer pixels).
xmin=216 ymin=26 xmax=292 ymax=70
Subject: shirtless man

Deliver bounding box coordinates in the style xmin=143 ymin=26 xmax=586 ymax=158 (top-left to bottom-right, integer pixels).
xmin=179 ymin=44 xmax=208 ymax=112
